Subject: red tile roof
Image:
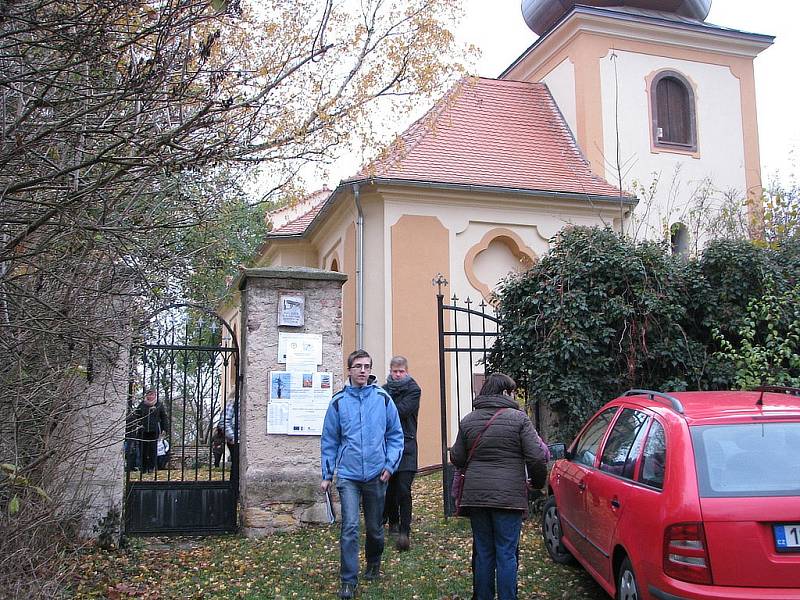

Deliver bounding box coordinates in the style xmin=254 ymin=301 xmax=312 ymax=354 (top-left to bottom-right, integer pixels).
xmin=268 ymin=188 xmax=332 ymax=236
xmin=268 ymin=77 xmax=625 ymax=239
xmin=354 ymin=77 xmax=622 ymax=196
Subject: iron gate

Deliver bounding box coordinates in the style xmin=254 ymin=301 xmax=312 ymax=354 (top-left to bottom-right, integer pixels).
xmin=124 ymin=304 xmax=240 ymax=535
xmin=436 ymin=277 xmax=499 ymax=517
xmin=435 ymin=277 xmax=539 ymax=516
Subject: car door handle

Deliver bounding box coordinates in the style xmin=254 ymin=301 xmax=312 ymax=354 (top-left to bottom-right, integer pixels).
xmin=578 ymin=481 xmax=586 ymax=491
xmin=610 ymin=498 xmax=620 ymax=509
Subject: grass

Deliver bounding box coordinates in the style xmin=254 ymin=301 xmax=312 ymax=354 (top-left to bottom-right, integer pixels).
xmin=126 ymin=465 xmax=234 ymax=483
xmin=70 ymin=473 xmax=608 ymax=599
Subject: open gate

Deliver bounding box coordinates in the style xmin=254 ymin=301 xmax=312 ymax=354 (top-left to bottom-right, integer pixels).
xmin=124 ymin=304 xmax=240 ymax=535
xmin=435 ymin=277 xmax=539 ymax=516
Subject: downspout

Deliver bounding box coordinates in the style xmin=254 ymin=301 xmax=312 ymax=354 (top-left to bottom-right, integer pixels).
xmin=353 ymin=183 xmax=364 ymax=349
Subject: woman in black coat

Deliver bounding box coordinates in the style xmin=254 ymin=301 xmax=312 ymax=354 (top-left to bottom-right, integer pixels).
xmin=450 ymin=373 xmax=547 ymax=600
xmin=133 ymin=388 xmax=169 ymax=473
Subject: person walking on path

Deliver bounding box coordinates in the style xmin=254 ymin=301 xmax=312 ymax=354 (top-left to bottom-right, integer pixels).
xmin=218 ymin=397 xmax=238 ymax=470
xmin=211 ymin=424 xmax=226 ymax=468
xmin=450 ymin=373 xmax=548 ymax=600
xmin=132 ymin=388 xmax=169 ymax=474
xmin=382 ymin=355 xmax=421 ymax=552
xmin=320 ymin=349 xmax=404 ymax=599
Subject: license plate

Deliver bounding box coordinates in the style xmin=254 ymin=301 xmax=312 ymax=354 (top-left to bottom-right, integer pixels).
xmin=773 ymin=524 xmax=800 ymax=552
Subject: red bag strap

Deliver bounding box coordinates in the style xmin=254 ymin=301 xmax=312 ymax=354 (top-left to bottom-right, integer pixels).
xmin=465 ymin=408 xmax=508 ymax=465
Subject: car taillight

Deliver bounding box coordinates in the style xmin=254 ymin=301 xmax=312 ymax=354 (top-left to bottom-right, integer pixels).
xmin=663 ymin=523 xmax=713 ymax=585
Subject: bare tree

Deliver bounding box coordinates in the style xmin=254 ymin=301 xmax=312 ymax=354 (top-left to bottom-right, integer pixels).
xmin=0 ymin=0 xmax=464 ymax=595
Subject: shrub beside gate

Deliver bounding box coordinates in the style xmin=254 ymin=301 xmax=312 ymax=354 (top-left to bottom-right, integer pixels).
xmin=487 ymin=227 xmax=800 ymax=441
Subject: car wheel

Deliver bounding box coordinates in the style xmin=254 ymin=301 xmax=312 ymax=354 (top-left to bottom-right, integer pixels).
xmin=541 ymin=495 xmax=574 ymax=564
xmin=617 ymin=557 xmax=640 ymax=600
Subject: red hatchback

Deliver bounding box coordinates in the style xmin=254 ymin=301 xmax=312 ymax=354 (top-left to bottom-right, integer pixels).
xmin=542 ymin=388 xmax=800 ymax=600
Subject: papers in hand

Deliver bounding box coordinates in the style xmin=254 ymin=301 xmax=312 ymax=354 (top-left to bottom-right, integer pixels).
xmin=324 ymin=488 xmax=336 ymax=524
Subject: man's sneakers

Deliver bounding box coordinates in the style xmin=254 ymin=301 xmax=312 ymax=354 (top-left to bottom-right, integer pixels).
xmin=338 ymin=582 xmax=357 ymax=598
xmin=362 ymin=562 xmax=381 ymax=581
xmin=396 ymin=532 xmax=410 ymax=552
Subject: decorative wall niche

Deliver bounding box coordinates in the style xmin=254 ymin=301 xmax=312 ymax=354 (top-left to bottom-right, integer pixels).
xmin=464 ymin=227 xmax=537 ymax=301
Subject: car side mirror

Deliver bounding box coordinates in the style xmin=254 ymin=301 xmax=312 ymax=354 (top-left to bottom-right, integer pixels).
xmin=548 ymin=443 xmax=567 ymax=461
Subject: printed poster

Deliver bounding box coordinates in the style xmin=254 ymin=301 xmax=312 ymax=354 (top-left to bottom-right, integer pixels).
xmin=277 ymin=332 xmax=322 ymax=367
xmin=267 ymin=371 xmax=333 ymax=435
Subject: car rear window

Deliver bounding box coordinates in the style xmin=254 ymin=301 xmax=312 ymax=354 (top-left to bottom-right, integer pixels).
xmin=691 ymin=422 xmax=800 ymax=497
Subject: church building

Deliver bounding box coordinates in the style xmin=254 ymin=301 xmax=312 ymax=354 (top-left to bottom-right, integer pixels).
xmin=230 ymin=0 xmax=773 ymax=469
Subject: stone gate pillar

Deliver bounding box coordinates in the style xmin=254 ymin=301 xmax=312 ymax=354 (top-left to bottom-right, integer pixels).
xmin=238 ymin=267 xmax=347 ymax=537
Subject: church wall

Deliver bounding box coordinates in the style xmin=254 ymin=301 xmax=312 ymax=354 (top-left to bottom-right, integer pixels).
xmin=389 ymin=215 xmax=450 ymax=469
xmin=380 ymin=187 xmax=622 ymax=467
xmin=263 ymin=241 xmax=318 ymax=267
xmin=302 ymin=196 xmax=357 ymax=373
xmin=599 ymin=49 xmax=747 ymax=243
xmin=341 ymin=223 xmax=357 ymax=373
xmin=360 ymin=189 xmax=388 ymax=374
xmin=540 ymin=57 xmax=578 ymax=139
xmin=502 ymin=15 xmax=767 ymax=243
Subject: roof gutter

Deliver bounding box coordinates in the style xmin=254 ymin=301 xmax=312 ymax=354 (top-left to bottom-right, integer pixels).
xmin=353 ymin=182 xmax=364 ymax=350
xmin=265 ymin=177 xmax=636 ymax=242
xmin=264 ymin=177 xmax=639 ymax=244
xmin=351 ymin=177 xmax=637 ymax=206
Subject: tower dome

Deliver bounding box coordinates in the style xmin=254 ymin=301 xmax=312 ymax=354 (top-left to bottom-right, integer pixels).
xmin=521 ymin=0 xmax=712 ymax=35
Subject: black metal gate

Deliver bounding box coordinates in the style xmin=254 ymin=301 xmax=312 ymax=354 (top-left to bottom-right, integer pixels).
xmin=124 ymin=304 xmax=240 ymax=535
xmin=435 ymin=275 xmax=500 ymax=516
xmin=435 ymin=276 xmax=540 ymax=516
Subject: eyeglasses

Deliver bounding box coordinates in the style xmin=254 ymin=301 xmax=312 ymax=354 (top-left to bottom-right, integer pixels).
xmin=350 ymin=364 xmax=372 ymax=371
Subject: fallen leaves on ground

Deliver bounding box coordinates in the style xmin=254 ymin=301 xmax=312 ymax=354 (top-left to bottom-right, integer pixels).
xmin=70 ymin=474 xmax=607 ymax=599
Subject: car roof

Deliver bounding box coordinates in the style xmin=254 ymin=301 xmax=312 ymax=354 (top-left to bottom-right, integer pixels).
xmin=616 ymin=390 xmax=800 ymax=426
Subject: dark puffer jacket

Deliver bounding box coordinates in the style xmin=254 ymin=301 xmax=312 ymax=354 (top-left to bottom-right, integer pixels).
xmin=450 ymin=394 xmax=547 ymax=512
xmin=383 ymin=375 xmax=421 ymax=472
xmin=132 ymin=400 xmax=169 ymax=436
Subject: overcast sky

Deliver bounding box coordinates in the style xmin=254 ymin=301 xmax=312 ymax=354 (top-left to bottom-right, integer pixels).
xmin=456 ymin=0 xmax=799 ymax=185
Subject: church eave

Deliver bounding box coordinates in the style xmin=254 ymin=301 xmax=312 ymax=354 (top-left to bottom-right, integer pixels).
xmin=265 ymin=177 xmax=638 ymax=242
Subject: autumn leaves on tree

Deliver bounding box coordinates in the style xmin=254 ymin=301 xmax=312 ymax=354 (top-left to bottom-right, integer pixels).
xmin=0 ymin=1 xmax=466 ymax=596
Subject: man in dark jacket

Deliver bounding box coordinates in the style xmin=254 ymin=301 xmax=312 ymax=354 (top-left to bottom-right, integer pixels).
xmin=382 ymin=355 xmax=421 ymax=552
xmin=132 ymin=388 xmax=169 ymax=473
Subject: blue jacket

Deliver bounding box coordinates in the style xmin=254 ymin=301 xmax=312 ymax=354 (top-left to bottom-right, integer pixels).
xmin=320 ymin=377 xmax=404 ymax=482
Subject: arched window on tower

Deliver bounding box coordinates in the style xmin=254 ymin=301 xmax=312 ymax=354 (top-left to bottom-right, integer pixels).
xmin=651 ymin=71 xmax=696 ymax=151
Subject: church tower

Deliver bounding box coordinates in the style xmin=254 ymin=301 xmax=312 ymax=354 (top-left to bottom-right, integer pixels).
xmin=504 ymin=0 xmax=773 ymax=249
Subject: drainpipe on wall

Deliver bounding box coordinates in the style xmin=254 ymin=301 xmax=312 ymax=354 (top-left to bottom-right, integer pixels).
xmin=353 ymin=183 xmax=364 ymax=349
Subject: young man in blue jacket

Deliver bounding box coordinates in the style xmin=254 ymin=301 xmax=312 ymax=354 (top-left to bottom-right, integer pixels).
xmin=320 ymin=349 xmax=404 ymax=599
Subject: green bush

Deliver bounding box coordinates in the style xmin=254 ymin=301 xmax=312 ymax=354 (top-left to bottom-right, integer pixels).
xmin=488 ymin=227 xmax=800 ymax=441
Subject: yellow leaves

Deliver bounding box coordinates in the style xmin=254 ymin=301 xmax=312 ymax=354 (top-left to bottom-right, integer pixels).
xmin=1 ymin=463 xmax=52 ymax=505
xmin=8 ymin=495 xmax=20 ymax=515
xmin=71 ymin=474 xmax=606 ymax=599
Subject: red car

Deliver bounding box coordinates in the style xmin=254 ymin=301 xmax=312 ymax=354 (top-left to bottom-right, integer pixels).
xmin=542 ymin=387 xmax=800 ymax=600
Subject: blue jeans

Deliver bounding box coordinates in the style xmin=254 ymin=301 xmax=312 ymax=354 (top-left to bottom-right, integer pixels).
xmin=336 ymin=477 xmax=387 ymax=585
xmin=470 ymin=508 xmax=523 ymax=600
